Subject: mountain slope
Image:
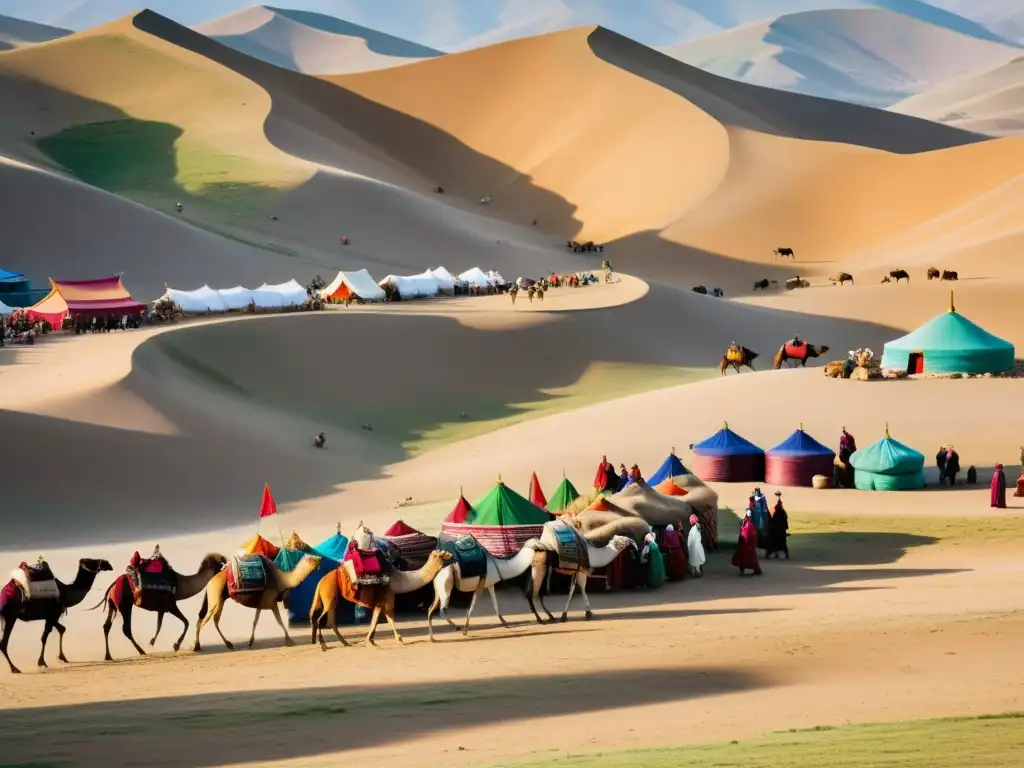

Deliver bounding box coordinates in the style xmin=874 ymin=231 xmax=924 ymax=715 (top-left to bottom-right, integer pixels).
xmin=0 ymin=12 xmax=70 ymax=49
xmin=890 ymin=56 xmax=1024 ymax=136
xmin=195 ymin=6 xmax=442 ymax=75
xmin=665 ymin=9 xmax=1021 ymax=108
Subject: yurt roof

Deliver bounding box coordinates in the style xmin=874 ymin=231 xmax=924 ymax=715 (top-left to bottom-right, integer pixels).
xmin=767 ymin=427 xmax=835 ymax=458
xmin=548 ymin=476 xmax=580 ymax=512
xmin=471 ymin=480 xmax=549 ymax=526
xmin=849 ymin=426 xmax=924 ymax=474
xmin=884 ymin=303 xmax=1012 ymax=354
xmin=692 ymin=423 xmax=763 ymax=456
xmin=443 ymin=493 xmax=474 ymax=524
xmin=647 ymin=450 xmax=690 ymax=485
xmin=528 ymin=471 xmax=548 ymax=510
xmin=383 ymin=520 xmax=425 ymax=537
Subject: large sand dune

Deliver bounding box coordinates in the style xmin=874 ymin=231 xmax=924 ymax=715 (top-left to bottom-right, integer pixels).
xmin=891 ymin=55 xmax=1024 ymax=136
xmin=666 ymin=9 xmax=1022 ymax=108
xmin=195 ymin=6 xmax=442 ymax=75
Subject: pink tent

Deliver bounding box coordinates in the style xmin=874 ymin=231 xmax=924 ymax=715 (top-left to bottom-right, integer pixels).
xmin=27 ymin=276 xmax=145 ymax=328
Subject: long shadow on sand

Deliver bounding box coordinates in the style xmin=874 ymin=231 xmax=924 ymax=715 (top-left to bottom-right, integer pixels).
xmin=0 ymin=666 xmax=774 ymax=767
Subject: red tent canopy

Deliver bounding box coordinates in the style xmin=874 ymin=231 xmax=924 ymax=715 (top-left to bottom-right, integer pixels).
xmin=26 ymin=275 xmax=145 ymax=328
xmin=383 ymin=520 xmax=423 ymax=537
xmin=528 ymin=472 xmax=548 ymax=510
xmin=443 ymin=494 xmax=474 ymax=523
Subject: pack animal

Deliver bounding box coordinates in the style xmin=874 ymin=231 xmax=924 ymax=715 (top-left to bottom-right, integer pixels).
xmin=774 ymin=247 xmax=795 ymax=259
xmin=720 ymin=346 xmax=759 ymax=375
xmin=830 ymin=272 xmax=853 ymax=286
xmin=927 ymin=267 xmax=940 ymax=280
xmin=942 ymin=270 xmax=958 ymax=281
xmin=888 ymin=269 xmax=910 ymax=283
xmin=692 ymin=285 xmax=708 ymax=295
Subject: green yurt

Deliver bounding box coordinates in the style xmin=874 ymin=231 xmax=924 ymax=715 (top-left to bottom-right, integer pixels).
xmin=881 ymin=292 xmax=1014 ymax=375
xmin=441 ymin=478 xmax=551 ymax=557
xmin=849 ymin=424 xmax=925 ymax=491
xmin=548 ymin=473 xmax=580 ymax=512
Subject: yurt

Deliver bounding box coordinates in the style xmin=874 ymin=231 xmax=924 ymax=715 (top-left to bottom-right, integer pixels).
xmin=849 ymin=424 xmax=925 ymax=491
xmin=441 ymin=479 xmax=551 ymax=556
xmin=442 ymin=491 xmax=474 ymax=525
xmin=691 ymin=422 xmax=765 ymax=482
xmin=313 ymin=528 xmax=359 ymax=625
xmin=239 ymin=533 xmax=280 ymax=559
xmin=274 ymin=531 xmax=339 ymax=625
xmin=527 ymin=472 xmax=548 ymax=510
xmin=548 ymin=473 xmax=580 ymax=513
xmin=647 ymin=449 xmax=690 ymax=486
xmin=381 ymin=520 xmax=437 ymax=566
xmin=881 ymin=292 xmax=1014 ymax=375
xmin=765 ymin=425 xmax=836 ymax=487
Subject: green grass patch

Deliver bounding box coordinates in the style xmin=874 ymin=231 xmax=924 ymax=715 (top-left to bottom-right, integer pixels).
xmin=499 ymin=713 xmax=1024 ymax=768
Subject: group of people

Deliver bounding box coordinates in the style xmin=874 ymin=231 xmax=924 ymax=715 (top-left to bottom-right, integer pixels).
xmin=594 ymin=455 xmax=644 ymax=493
xmin=732 ymin=488 xmax=790 ymax=576
xmin=935 ymin=445 xmax=963 ymax=485
xmin=71 ymin=312 xmax=145 ymax=334
xmin=2 ymin=310 xmax=44 ymax=346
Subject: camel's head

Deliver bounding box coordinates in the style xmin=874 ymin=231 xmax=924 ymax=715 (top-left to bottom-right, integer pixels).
xmin=610 ymin=535 xmax=636 ymax=553
xmin=429 ymin=550 xmax=454 ymax=565
xmin=301 ymin=555 xmax=323 ymax=571
xmin=819 ymin=345 xmax=830 ymax=355
xmin=203 ymin=553 xmax=228 ymax=572
xmin=80 ymin=558 xmax=113 ymax=574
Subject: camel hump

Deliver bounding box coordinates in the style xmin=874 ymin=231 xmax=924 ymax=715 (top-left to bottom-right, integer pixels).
xmin=11 ymin=564 xmax=59 ymax=601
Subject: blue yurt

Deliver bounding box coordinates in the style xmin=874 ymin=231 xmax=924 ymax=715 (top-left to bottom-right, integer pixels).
xmin=881 ymin=292 xmax=1014 ymax=375
xmin=691 ymin=422 xmax=765 ymax=482
xmin=849 ymin=424 xmax=925 ymax=491
xmin=765 ymin=425 xmax=836 ymax=487
xmin=276 ymin=530 xmax=346 ymax=625
xmin=647 ymin=449 xmax=690 ymax=486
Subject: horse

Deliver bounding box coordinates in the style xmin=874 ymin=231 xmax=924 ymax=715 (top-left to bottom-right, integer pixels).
xmin=829 ymin=272 xmax=853 ymax=286
xmin=888 ymin=269 xmax=910 ymax=283
xmin=720 ymin=347 xmax=759 ymax=376
xmin=774 ymin=342 xmax=830 ymax=369
xmin=774 ymin=247 xmax=795 ymax=259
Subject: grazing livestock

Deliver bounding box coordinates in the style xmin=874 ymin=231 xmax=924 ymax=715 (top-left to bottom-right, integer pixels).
xmin=942 ymin=270 xmax=958 ymax=281
xmin=785 ymin=276 xmax=810 ymax=290
xmin=692 ymin=285 xmax=708 ymax=295
xmin=753 ymin=278 xmax=770 ymax=291
xmin=927 ymin=267 xmax=940 ymax=280
xmin=888 ymin=269 xmax=910 ymax=283
xmin=830 ymin=272 xmax=853 ymax=286
xmin=774 ymin=247 xmax=795 ymax=259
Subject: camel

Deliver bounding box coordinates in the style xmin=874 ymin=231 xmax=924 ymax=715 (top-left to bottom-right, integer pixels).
xmin=823 ymin=361 xmax=847 ymax=378
xmin=192 ymin=553 xmax=321 ymax=652
xmin=427 ymin=538 xmax=541 ymax=640
xmin=526 ymin=522 xmax=635 ymax=623
xmin=774 ymin=247 xmax=795 ymax=259
xmin=888 ymin=269 xmax=910 ymax=283
xmin=720 ymin=346 xmax=759 ymax=376
xmin=1 ymin=558 xmax=112 ymax=674
xmin=91 ymin=552 xmax=226 ymax=660
xmin=309 ymin=549 xmax=453 ymax=649
xmin=785 ymin=276 xmax=810 ymax=290
xmin=774 ymin=342 xmax=830 ymax=369
xmin=753 ymin=278 xmax=775 ymax=291
xmin=927 ymin=267 xmax=940 ymax=280
xmin=830 ymin=272 xmax=853 ymax=286
xmin=942 ymin=270 xmax=958 ymax=281
xmin=692 ymin=285 xmax=708 ymax=295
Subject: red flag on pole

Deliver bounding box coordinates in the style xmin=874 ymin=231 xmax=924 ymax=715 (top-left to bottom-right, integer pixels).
xmin=259 ymin=482 xmax=277 ymax=519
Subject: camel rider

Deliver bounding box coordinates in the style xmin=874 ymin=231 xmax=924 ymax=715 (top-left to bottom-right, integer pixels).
xmin=727 ymin=341 xmax=743 ymax=363
xmin=791 ymin=335 xmax=803 ymax=347
xmin=313 ymin=432 xmax=326 ymax=448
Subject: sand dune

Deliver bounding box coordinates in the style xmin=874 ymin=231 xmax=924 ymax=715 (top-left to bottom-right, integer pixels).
xmin=195 ymin=6 xmax=442 ymax=75
xmin=0 ymin=12 xmax=70 ymax=49
xmin=891 ymin=55 xmax=1024 ymax=136
xmin=665 ymin=9 xmax=1022 ymax=108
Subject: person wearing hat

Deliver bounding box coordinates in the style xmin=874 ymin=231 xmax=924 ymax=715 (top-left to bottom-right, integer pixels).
xmin=616 ymin=463 xmax=630 ymax=491
xmin=686 ymin=514 xmax=706 ymax=578
xmin=629 ymin=463 xmax=643 ymax=484
xmin=731 ymin=509 xmax=762 ymax=576
xmin=765 ymin=491 xmax=790 ymax=559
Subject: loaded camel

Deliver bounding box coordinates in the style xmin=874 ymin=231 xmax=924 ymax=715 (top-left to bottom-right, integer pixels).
xmin=310 ymin=524 xmax=453 ymax=648
xmin=526 ymin=520 xmax=636 ymax=623
xmin=830 ymin=272 xmax=853 ymax=286
xmin=91 ymin=550 xmax=226 ymax=660
xmin=427 ymin=536 xmax=542 ymax=639
xmin=774 ymin=341 xmax=830 ymax=369
xmin=786 ymin=276 xmax=810 ymax=290
xmin=1 ymin=558 xmax=112 ymax=673
xmin=192 ymin=553 xmax=322 ymax=652
xmin=720 ymin=345 xmax=759 ymax=375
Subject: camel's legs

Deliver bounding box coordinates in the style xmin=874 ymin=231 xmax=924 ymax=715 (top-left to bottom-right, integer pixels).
xmin=426 ymin=594 xmax=440 ymax=642
xmin=329 ymin=609 xmax=349 ymax=648
xmin=487 ymin=585 xmax=506 ymax=625
xmin=248 ymin=608 xmax=261 ymax=649
xmin=560 ymin=573 xmax=579 ymax=622
xmin=536 ymin=567 xmax=558 ymax=623
xmin=270 ymin=604 xmax=294 ymax=647
xmin=102 ymin=601 xmax=117 ymax=661
xmin=577 ymin=572 xmax=594 ymax=619
xmin=117 ymin=601 xmax=146 ymax=656
xmin=435 ymin=568 xmax=457 ymax=629
xmin=150 ymin=611 xmax=164 ymax=647
xmin=365 ymin=605 xmax=382 ymax=646
xmin=382 ymin=605 xmax=404 ymax=645
xmin=55 ymin=621 xmax=68 ymax=663
xmin=462 ymin=589 xmax=480 ymax=636
xmin=167 ymin=604 xmax=189 ymax=652
xmin=0 ymin=616 xmax=19 ymax=674
xmin=38 ymin=619 xmax=54 ymax=668
xmin=526 ymin=562 xmax=547 ymax=624
xmin=210 ymin=601 xmax=233 ymax=650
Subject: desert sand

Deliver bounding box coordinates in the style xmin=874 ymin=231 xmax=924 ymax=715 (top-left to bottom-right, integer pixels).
xmin=2 ymin=8 xmax=1024 ymax=768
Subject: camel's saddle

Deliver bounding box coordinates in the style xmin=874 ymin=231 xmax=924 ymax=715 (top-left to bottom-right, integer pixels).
xmin=227 ymin=554 xmax=268 ymax=596
xmin=784 ymin=341 xmax=808 ymax=361
xmin=343 ymin=547 xmax=389 ymax=587
xmin=438 ymin=534 xmax=487 ymax=580
xmin=10 ymin=560 xmax=59 ymax=601
xmin=726 ymin=346 xmax=744 ymax=364
xmin=126 ymin=553 xmax=176 ymax=606
xmin=547 ymin=521 xmax=590 ymax=573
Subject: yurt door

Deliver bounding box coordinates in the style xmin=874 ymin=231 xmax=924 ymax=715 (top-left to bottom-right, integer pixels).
xmin=908 ymin=352 xmax=924 ymax=374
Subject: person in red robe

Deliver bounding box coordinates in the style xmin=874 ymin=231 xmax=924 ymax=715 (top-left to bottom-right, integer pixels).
xmin=594 ymin=455 xmax=616 ymax=492
xmin=1014 ymin=468 xmax=1024 ymax=498
xmin=991 ymin=464 xmax=1007 ymax=508
xmin=629 ymin=464 xmax=643 ymax=483
xmin=660 ymin=523 xmax=687 ymax=581
xmin=731 ymin=509 xmax=762 ymax=575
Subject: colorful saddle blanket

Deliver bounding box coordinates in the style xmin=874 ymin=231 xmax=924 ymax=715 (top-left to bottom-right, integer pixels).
xmin=344 ymin=549 xmax=389 ymax=587
xmin=127 ymin=557 xmax=176 ymax=604
xmin=784 ymin=342 xmax=808 ymax=361
xmin=227 ymin=554 xmax=267 ymax=595
xmin=726 ymin=347 xmax=744 ymax=363
xmin=440 ymin=535 xmax=487 ymax=580
xmin=10 ymin=562 xmax=59 ymax=601
xmin=551 ymin=522 xmax=589 ymax=572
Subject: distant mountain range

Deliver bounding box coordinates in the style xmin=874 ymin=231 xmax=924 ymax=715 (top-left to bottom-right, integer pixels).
xmin=0 ymin=12 xmax=70 ymax=49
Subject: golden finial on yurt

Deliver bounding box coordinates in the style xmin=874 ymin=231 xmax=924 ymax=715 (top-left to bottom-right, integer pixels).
xmin=949 ymin=289 xmax=955 ymax=313
xmin=459 ymin=485 xmax=464 ymax=497
xmin=336 ymin=521 xmax=341 ymax=534
xmin=670 ymin=446 xmax=676 ymax=455
xmin=498 ymin=474 xmax=503 ymax=485
xmin=723 ymin=421 xmax=729 ymax=430
xmin=800 ymin=422 xmax=804 ymax=431
xmin=884 ymin=422 xmax=890 ymax=438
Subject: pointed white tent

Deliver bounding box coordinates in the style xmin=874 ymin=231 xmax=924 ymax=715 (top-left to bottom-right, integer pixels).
xmin=458 ymin=267 xmax=491 ymax=288
xmin=157 ymin=285 xmax=229 ymax=313
xmin=430 ymin=266 xmax=456 ymax=295
xmin=218 ymin=286 xmax=255 ymax=310
xmin=260 ymin=279 xmax=307 ymax=307
xmin=320 ymin=269 xmax=385 ymax=302
xmin=379 ymin=272 xmax=439 ymax=299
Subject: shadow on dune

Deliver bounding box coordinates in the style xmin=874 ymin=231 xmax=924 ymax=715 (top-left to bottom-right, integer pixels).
xmin=587 ymin=27 xmax=986 ymax=153
xmin=1 ymin=666 xmax=773 ymax=767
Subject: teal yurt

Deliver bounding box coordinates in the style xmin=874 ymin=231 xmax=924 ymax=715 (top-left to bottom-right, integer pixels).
xmin=881 ymin=292 xmax=1014 ymax=375
xmin=849 ymin=424 xmax=925 ymax=491
xmin=275 ymin=529 xmax=346 ymax=625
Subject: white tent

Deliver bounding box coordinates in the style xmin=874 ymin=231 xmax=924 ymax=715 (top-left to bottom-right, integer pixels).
xmin=218 ymin=286 xmax=255 ymax=310
xmin=260 ymin=279 xmax=307 ymax=307
xmin=320 ymin=269 xmax=385 ymax=302
xmin=158 ymin=285 xmax=229 ymax=313
xmin=487 ymin=270 xmax=506 ymax=285
xmin=458 ymin=267 xmax=491 ymax=289
xmin=379 ymin=272 xmax=439 ymax=299
xmin=430 ymin=266 xmax=456 ymax=295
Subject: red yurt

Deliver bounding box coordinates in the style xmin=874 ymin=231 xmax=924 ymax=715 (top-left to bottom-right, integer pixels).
xmin=691 ymin=422 xmax=765 ymax=482
xmin=528 ymin=471 xmax=548 ymax=510
xmin=381 ymin=520 xmax=437 ymax=564
xmin=765 ymin=424 xmax=836 ymax=487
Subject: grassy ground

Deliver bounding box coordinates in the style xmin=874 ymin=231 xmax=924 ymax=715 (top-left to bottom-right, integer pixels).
xmin=501 ymin=713 xmax=1024 ymax=768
